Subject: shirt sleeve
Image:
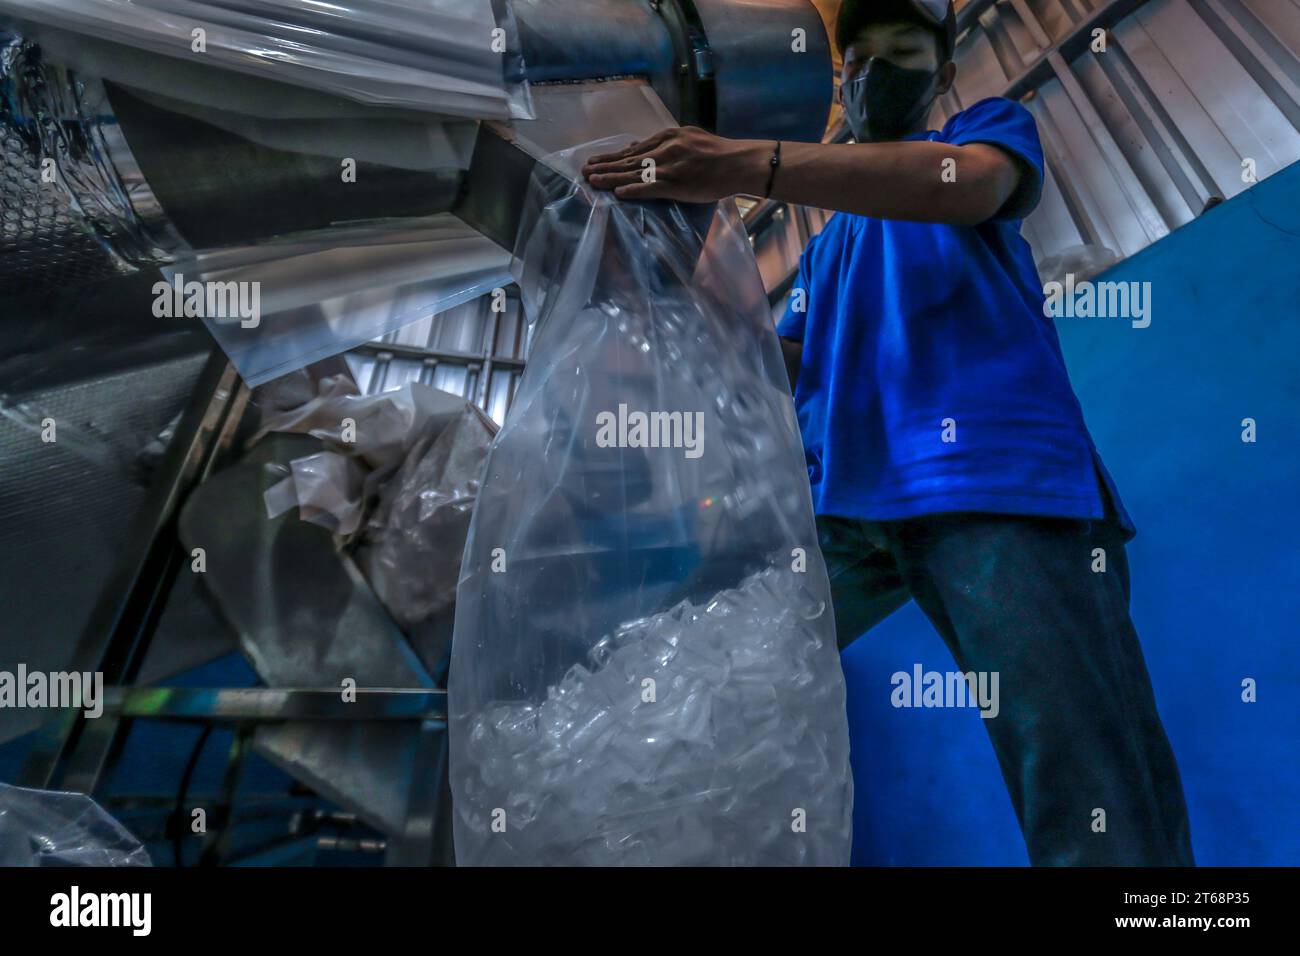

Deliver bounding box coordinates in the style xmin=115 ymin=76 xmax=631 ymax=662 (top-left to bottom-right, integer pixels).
xmin=944 ymin=97 xmax=1045 ymax=222
xmin=775 ymin=235 xmax=817 ymax=342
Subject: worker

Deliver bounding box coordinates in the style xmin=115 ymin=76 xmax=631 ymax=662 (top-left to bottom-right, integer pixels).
xmin=584 ymin=0 xmax=1194 ymax=866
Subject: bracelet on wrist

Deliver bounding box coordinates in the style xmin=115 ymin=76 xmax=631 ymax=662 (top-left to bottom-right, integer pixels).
xmin=764 ymin=140 xmax=782 ymax=198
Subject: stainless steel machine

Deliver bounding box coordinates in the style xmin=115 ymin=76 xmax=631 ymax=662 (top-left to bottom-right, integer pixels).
xmin=1 ymin=0 xmax=831 ymax=292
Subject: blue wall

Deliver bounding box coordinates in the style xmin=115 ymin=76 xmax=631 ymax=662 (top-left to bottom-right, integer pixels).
xmin=844 ymin=160 xmax=1300 ymax=867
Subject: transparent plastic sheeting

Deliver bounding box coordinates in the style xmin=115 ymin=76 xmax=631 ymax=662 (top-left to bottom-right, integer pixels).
xmin=168 ymin=215 xmax=514 ymax=387
xmin=358 ymin=397 xmax=498 ymax=631
xmin=0 ymin=0 xmax=532 ymax=120
xmin=0 ymin=783 xmax=151 ymax=866
xmin=0 ymin=34 xmax=177 ymax=280
xmin=449 ymin=139 xmax=854 ymax=866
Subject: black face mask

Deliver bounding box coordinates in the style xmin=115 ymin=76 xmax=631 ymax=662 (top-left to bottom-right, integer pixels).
xmin=842 ymin=57 xmax=939 ymax=143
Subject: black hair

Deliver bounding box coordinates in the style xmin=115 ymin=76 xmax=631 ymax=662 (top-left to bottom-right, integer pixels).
xmin=835 ymin=0 xmax=957 ymax=64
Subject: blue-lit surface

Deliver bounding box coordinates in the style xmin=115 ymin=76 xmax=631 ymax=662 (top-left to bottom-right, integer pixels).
xmin=844 ymin=160 xmax=1300 ymax=866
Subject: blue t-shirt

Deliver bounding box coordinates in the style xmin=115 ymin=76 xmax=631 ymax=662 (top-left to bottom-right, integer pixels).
xmin=777 ymin=96 xmax=1134 ymax=536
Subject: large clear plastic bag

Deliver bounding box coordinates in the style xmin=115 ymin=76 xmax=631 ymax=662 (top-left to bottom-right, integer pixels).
xmin=0 ymin=783 xmax=151 ymax=867
xmin=449 ymin=142 xmax=853 ymax=866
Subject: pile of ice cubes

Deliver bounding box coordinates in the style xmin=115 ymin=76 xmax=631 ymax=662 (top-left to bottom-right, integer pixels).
xmin=457 ymin=566 xmax=853 ymax=865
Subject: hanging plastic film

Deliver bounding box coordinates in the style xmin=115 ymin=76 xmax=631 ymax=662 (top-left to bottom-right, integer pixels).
xmin=163 ymin=216 xmax=514 ymax=387
xmin=0 ymin=0 xmax=533 ymax=120
xmin=449 ymin=139 xmax=854 ymax=866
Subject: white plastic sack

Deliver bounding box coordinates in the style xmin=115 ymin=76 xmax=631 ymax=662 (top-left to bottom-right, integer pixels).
xmin=449 ymin=143 xmax=854 ymax=866
xmin=257 ymin=377 xmax=473 ymax=534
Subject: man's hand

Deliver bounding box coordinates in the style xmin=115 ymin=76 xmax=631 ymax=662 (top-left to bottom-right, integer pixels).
xmin=582 ymin=127 xmax=771 ymax=203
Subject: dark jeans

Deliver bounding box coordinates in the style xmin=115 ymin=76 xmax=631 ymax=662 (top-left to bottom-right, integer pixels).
xmin=819 ymin=506 xmax=1195 ymax=866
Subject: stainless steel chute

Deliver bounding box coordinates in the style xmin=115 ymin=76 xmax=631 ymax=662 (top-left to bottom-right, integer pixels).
xmin=1 ymin=0 xmax=832 ymax=310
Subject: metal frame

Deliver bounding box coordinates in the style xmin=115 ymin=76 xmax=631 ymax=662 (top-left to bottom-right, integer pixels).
xmin=16 ymin=345 xmax=456 ymax=865
xmin=107 ymin=687 xmax=447 ymax=724
xmin=986 ymin=0 xmax=1153 ymax=101
xmin=19 ymin=347 xmax=246 ymax=794
xmin=98 ymin=687 xmax=449 ymax=866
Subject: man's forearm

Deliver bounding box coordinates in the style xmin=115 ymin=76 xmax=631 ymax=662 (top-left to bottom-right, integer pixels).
xmin=731 ymin=139 xmax=1016 ymax=226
